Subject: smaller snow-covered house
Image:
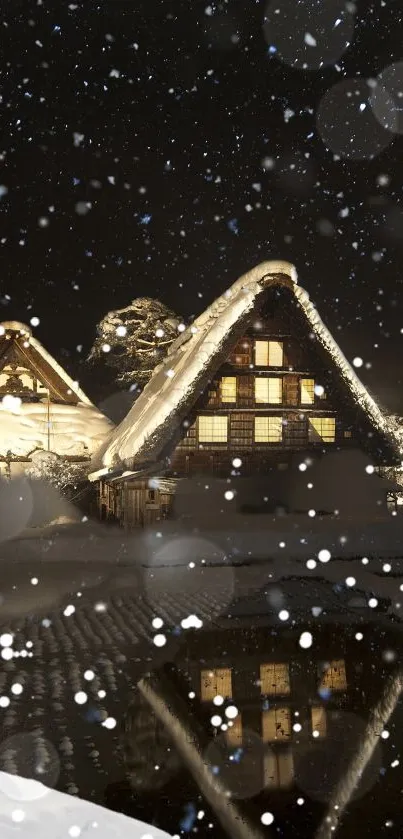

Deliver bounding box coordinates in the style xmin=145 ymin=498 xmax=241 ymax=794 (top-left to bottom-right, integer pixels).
xmin=89 ymin=261 xmax=402 ymax=527
xmin=0 ymin=321 xmax=113 ymax=479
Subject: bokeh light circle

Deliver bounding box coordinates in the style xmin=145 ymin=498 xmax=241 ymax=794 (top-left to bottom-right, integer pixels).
xmin=122 ymin=692 xmax=182 ymax=792
xmin=294 ymin=710 xmax=382 ymax=803
xmin=0 ymin=732 xmax=60 ymax=795
xmin=316 ymin=78 xmax=395 ymax=160
xmin=263 ymin=0 xmax=355 ymax=71
xmin=203 ymin=728 xmax=268 ymax=800
xmin=143 ymin=536 xmax=235 ymax=623
xmin=370 ymin=62 xmax=403 ymax=135
xmin=0 ymin=477 xmax=33 ymax=542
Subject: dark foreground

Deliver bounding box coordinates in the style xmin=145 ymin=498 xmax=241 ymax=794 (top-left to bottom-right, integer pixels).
xmin=1 ymin=530 xmax=403 ymax=838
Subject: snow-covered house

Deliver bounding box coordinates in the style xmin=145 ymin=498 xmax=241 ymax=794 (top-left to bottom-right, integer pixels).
xmin=0 ymin=320 xmax=113 ymax=479
xmin=89 ymin=261 xmax=402 ymax=527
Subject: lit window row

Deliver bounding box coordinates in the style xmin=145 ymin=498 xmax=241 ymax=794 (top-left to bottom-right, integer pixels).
xmin=220 ymin=376 xmax=318 ymax=405
xmin=200 ymin=660 xmax=347 ymax=701
xmin=198 ymin=415 xmax=336 ymax=443
xmin=223 ymin=707 xmax=327 ymax=748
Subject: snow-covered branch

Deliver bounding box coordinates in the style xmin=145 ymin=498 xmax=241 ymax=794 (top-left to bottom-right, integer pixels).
xmin=88 ymin=297 xmax=183 ymax=389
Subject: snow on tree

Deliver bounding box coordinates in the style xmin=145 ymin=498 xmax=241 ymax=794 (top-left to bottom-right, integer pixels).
xmin=88 ymin=298 xmax=184 ymax=388
xmin=25 ymin=450 xmax=87 ymax=498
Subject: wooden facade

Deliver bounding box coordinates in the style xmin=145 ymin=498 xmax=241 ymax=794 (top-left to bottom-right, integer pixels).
xmin=0 ymin=321 xmax=92 ymax=478
xmin=169 ymin=321 xmax=350 ymax=478
xmin=100 ymin=288 xmax=395 ymax=527
xmin=0 ymin=321 xmax=79 ymax=404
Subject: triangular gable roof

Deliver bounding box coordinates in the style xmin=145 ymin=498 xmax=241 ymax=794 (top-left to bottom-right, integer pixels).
xmin=0 ymin=321 xmax=92 ymax=405
xmin=89 ymin=260 xmax=402 ymax=477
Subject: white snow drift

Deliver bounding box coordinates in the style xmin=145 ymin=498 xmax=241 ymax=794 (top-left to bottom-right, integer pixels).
xmin=0 ymin=772 xmax=172 ymax=839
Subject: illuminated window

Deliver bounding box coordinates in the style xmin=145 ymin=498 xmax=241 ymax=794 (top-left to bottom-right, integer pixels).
xmin=300 ymin=378 xmax=315 ymax=405
xmin=255 ymin=377 xmax=282 ymax=404
xmin=260 ymin=663 xmax=290 ymax=696
xmin=226 ymin=714 xmax=242 ymax=747
xmin=344 ymin=430 xmax=352 ymax=438
xmin=254 ymin=416 xmax=283 ymax=443
xmin=319 ymin=660 xmax=347 ymax=692
xmin=263 ymin=749 xmax=294 ymax=789
xmin=200 ymin=668 xmax=232 ymax=701
xmin=221 ymin=376 xmax=237 ymax=403
xmin=198 ymin=416 xmax=228 ymax=443
xmin=262 ymin=708 xmax=291 ymax=742
xmin=309 ymin=416 xmax=335 ymax=442
xmin=255 ymin=340 xmax=283 ymax=367
xmin=311 ymin=706 xmax=327 ymax=738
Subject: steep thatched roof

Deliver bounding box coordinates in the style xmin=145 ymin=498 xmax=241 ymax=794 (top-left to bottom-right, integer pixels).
xmin=89 ymin=260 xmax=402 ymax=479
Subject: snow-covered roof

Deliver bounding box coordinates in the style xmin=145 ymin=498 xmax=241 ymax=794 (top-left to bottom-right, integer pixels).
xmin=0 ymin=400 xmax=114 ymax=459
xmin=90 ymin=260 xmax=402 ymax=477
xmin=0 ymin=321 xmax=114 ymax=460
xmin=0 ymin=321 xmax=91 ymax=405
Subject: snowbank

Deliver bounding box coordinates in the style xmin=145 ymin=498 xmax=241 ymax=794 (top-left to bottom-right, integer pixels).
xmin=0 ymin=773 xmax=172 ymax=838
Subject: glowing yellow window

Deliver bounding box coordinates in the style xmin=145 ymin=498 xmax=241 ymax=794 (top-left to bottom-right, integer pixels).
xmin=200 ymin=668 xmax=232 ymax=701
xmin=225 ymin=714 xmax=242 ymax=747
xmin=263 ymin=749 xmax=294 ymax=789
xmin=319 ymin=660 xmax=347 ymax=692
xmin=255 ymin=340 xmax=269 ymax=366
xmin=254 ymin=416 xmax=283 ymax=443
xmin=300 ymin=378 xmax=315 ymax=405
xmin=311 ymin=706 xmax=327 ymax=738
xmin=255 ymin=340 xmax=283 ymax=367
xmin=255 ymin=377 xmax=282 ymax=404
xmin=260 ymin=663 xmax=290 ymax=696
xmin=221 ymin=376 xmax=237 ymax=403
xmin=309 ymin=416 xmax=335 ymax=442
xmin=262 ymin=708 xmax=291 ymax=742
xmin=198 ymin=416 xmax=228 ymax=443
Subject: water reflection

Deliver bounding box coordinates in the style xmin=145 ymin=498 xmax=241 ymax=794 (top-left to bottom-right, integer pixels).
xmin=118 ymin=599 xmax=403 ymax=838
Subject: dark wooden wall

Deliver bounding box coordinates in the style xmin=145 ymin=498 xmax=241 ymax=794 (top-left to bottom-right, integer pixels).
xmin=167 ymin=308 xmax=357 ymax=476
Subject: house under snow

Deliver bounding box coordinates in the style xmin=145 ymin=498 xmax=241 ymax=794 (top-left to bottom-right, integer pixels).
xmin=0 ymin=320 xmax=113 ymax=479
xmin=89 ymin=261 xmax=402 ymax=527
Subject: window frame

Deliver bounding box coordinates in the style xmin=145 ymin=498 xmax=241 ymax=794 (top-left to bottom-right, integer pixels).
xmin=225 ymin=714 xmax=243 ymax=747
xmin=263 ymin=748 xmax=294 ymax=789
xmin=200 ymin=667 xmax=233 ymax=701
xmin=254 ymin=340 xmax=284 ymax=367
xmin=262 ymin=707 xmax=292 ymax=742
xmin=318 ymin=659 xmax=347 ymax=692
xmin=254 ymin=376 xmax=283 ymax=405
xmin=300 ymin=377 xmax=315 ymax=405
xmin=260 ymin=663 xmax=290 ymax=696
xmin=220 ymin=376 xmax=237 ymax=404
xmin=311 ymin=706 xmax=327 ymax=738
xmin=254 ymin=415 xmax=283 ymax=444
xmin=198 ymin=415 xmax=228 ymax=444
xmin=308 ymin=416 xmax=336 ymax=443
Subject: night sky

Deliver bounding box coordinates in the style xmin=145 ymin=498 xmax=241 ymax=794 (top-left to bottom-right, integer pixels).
xmin=1 ymin=0 xmax=403 ymax=411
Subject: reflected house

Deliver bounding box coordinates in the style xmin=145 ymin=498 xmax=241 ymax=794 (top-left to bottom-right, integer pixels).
xmin=0 ymin=321 xmax=113 ymax=479
xmin=123 ymin=602 xmax=400 ymax=818
xmin=181 ymin=624 xmax=372 ymax=796
xmin=89 ymin=261 xmax=402 ymax=527
xmin=120 ymin=568 xmax=403 ymax=835
xmin=198 ymin=654 xmax=346 ymax=790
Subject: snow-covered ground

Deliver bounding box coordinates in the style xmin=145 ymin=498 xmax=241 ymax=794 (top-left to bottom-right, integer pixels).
xmin=9 ymin=509 xmax=403 ymax=563
xmin=0 ymin=773 xmax=172 ymax=839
